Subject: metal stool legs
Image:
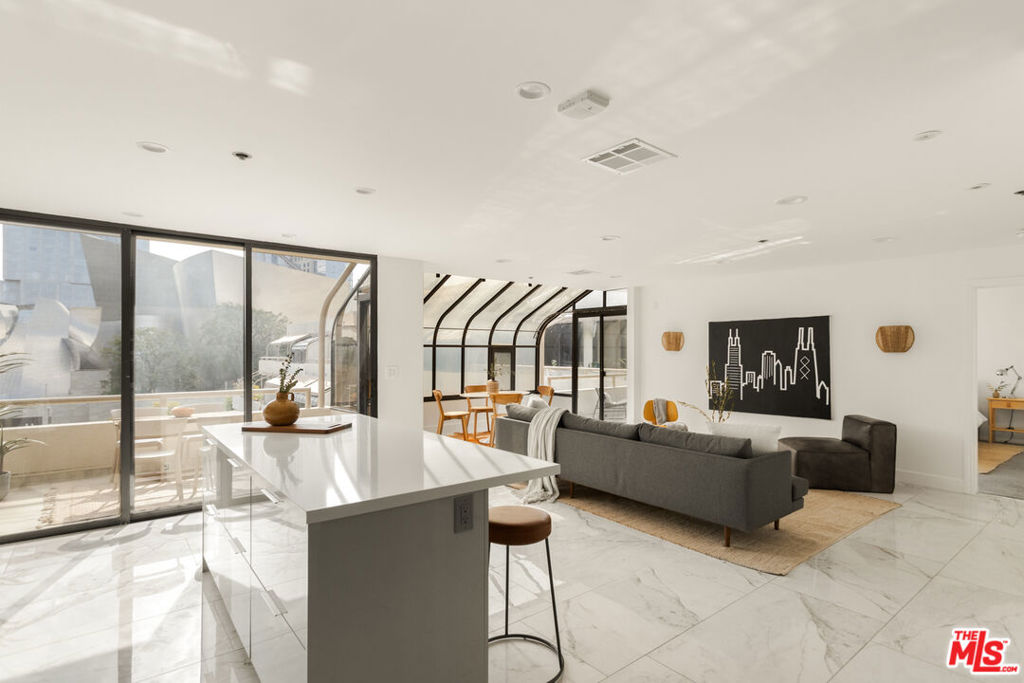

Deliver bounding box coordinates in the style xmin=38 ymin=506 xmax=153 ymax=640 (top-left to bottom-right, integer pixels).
xmin=489 ymin=538 xmax=565 ymax=682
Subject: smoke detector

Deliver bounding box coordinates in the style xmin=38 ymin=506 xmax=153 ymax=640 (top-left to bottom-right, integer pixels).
xmin=558 ymin=89 xmax=609 ymax=119
xmin=585 ymin=138 xmax=676 ymax=174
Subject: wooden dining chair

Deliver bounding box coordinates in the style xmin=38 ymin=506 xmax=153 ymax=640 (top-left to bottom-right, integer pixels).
xmin=464 ymin=384 xmax=493 ymax=442
xmin=642 ymin=399 xmax=679 ymax=426
xmin=537 ymin=385 xmax=555 ymax=406
xmin=433 ymin=390 xmax=471 ymax=440
xmin=486 ymin=392 xmax=523 ymax=445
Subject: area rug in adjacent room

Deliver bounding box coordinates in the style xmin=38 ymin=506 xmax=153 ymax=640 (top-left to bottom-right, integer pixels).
xmin=978 ymin=441 xmax=1024 ymax=474
xmin=559 ymin=486 xmax=900 ymax=576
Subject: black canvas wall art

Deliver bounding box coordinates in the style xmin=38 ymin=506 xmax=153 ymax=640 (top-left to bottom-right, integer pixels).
xmin=708 ymin=315 xmax=831 ymax=419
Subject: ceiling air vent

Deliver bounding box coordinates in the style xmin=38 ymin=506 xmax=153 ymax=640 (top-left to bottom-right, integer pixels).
xmin=585 ymin=138 xmax=676 ymax=174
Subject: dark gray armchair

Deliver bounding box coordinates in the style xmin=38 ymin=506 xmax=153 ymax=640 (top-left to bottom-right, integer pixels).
xmin=779 ymin=415 xmax=896 ymax=493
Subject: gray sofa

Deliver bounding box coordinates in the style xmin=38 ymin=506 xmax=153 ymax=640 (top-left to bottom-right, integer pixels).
xmin=494 ymin=407 xmax=808 ymax=547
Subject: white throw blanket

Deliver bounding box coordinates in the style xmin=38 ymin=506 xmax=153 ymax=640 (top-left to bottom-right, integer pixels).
xmin=653 ymin=398 xmax=669 ymax=425
xmin=517 ymin=407 xmax=567 ymax=504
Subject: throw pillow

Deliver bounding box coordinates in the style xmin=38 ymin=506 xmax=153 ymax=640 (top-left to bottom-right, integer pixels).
xmin=662 ymin=422 xmax=689 ymax=432
xmin=638 ymin=423 xmax=753 ymax=458
xmin=505 ymin=404 xmax=539 ymax=422
xmin=523 ymin=395 xmax=549 ymax=410
xmin=561 ymin=412 xmax=640 ymax=440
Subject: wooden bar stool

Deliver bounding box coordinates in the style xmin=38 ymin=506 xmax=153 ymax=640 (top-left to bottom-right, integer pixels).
xmin=464 ymin=384 xmax=493 ymax=442
xmin=488 ymin=505 xmax=564 ymax=682
xmin=432 ymin=390 xmax=470 ymax=440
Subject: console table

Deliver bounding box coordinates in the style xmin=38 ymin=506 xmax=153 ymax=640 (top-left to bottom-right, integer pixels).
xmin=200 ymin=415 xmax=558 ymax=683
xmin=987 ymin=396 xmax=1024 ymax=443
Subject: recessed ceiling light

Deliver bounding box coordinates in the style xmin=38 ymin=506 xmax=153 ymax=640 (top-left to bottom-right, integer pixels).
xmin=797 ymin=239 xmax=812 ymax=245
xmin=136 ymin=141 xmax=168 ymax=153
xmin=1016 ymin=230 xmax=1024 ymax=239
xmin=600 ymin=235 xmax=621 ymax=242
xmin=775 ymin=195 xmax=807 ymax=205
xmin=516 ymin=81 xmax=550 ymax=100
xmin=233 ymin=151 xmax=251 ymax=161
xmin=872 ymin=236 xmax=897 ymax=243
xmin=281 ymin=232 xmax=296 ymax=239
xmin=609 ymin=275 xmax=622 ymax=279
xmin=912 ymin=130 xmax=942 ymax=142
xmin=354 ymin=187 xmax=376 ymax=195
xmin=495 ymin=258 xmax=511 ymax=263
xmin=122 ymin=211 xmax=143 ymax=218
xmin=969 ymin=183 xmax=991 ymax=190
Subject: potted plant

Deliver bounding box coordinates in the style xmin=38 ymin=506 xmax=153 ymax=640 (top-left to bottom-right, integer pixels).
xmin=0 ymin=353 xmax=43 ymax=502
xmin=263 ymin=353 xmax=303 ymax=426
xmin=486 ymin=362 xmax=507 ymax=394
xmin=678 ymin=363 xmax=735 ymax=424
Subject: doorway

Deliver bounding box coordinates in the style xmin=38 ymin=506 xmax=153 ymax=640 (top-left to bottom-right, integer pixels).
xmin=976 ymin=285 xmax=1024 ymax=499
xmin=571 ymin=306 xmax=628 ymax=421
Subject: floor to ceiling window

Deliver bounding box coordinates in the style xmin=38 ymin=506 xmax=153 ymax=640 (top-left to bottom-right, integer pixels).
xmin=0 ymin=213 xmax=375 ymax=542
xmin=0 ymin=223 xmax=122 ymax=537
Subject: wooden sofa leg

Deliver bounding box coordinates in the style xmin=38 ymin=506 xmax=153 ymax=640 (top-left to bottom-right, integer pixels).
xmin=568 ymin=481 xmax=574 ymax=498
xmin=774 ymin=519 xmax=780 ymax=530
xmin=723 ymin=526 xmax=731 ymax=547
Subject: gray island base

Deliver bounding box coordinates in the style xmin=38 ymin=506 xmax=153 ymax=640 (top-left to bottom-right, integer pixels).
xmin=200 ymin=415 xmax=559 ymax=683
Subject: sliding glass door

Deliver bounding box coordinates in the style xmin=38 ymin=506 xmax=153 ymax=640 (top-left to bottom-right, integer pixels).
xmin=131 ymin=237 xmax=244 ymax=515
xmin=0 ymin=223 xmax=123 ymax=538
xmin=0 ymin=212 xmax=376 ymax=543
xmin=572 ymin=306 xmax=628 ymax=422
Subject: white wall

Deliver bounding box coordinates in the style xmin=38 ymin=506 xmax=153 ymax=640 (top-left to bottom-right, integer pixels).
xmin=635 ymin=244 xmax=1024 ymax=493
xmin=977 ymin=285 xmax=1024 ymax=443
xmin=375 ymin=256 xmax=425 ymax=429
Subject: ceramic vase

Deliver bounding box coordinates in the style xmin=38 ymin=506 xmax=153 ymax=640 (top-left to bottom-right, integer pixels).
xmin=263 ymin=392 xmax=300 ymax=426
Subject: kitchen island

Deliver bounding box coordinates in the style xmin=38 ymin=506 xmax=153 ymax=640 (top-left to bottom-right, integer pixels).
xmin=200 ymin=415 xmax=558 ymax=683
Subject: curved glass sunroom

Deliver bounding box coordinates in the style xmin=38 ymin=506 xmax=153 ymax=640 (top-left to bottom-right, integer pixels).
xmin=423 ymin=274 xmax=627 ymax=412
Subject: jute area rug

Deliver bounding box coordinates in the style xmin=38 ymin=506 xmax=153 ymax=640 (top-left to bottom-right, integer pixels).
xmin=978 ymin=441 xmax=1024 ymax=474
xmin=558 ymin=486 xmax=900 ymax=576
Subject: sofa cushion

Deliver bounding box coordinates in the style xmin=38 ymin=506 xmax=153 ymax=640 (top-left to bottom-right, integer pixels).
xmin=561 ymin=412 xmax=640 ymax=440
xmin=709 ymin=422 xmax=781 ymax=454
xmin=638 ymin=423 xmax=753 ymax=458
xmin=523 ymin=395 xmax=550 ymax=410
xmin=505 ymin=404 xmax=539 ymax=422
xmin=791 ymin=476 xmax=809 ymax=501
xmin=779 ymin=436 xmax=866 ymax=456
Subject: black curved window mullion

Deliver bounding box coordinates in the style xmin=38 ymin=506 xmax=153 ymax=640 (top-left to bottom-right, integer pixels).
xmin=423 ymin=273 xmax=450 ymax=304
xmin=461 ymin=281 xmax=513 ymax=346
xmin=432 ymin=278 xmax=485 ymax=346
xmin=487 ymin=285 xmax=541 ymax=346
xmin=531 ymin=289 xmax=591 ymax=390
xmin=512 ymin=287 xmax=566 ymax=347
xmin=535 ymin=290 xmax=591 ymax=343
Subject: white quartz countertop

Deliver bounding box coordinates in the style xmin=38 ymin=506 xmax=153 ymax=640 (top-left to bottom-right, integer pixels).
xmin=202 ymin=415 xmax=559 ymax=524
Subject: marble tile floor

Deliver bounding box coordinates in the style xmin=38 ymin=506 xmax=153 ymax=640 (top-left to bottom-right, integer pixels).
xmin=1 ymin=483 xmax=1023 ymax=682
xmin=0 ymin=474 xmax=202 ymax=539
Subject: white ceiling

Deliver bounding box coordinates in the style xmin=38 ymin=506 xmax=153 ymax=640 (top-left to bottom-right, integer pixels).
xmin=1 ymin=0 xmax=1023 ymax=288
